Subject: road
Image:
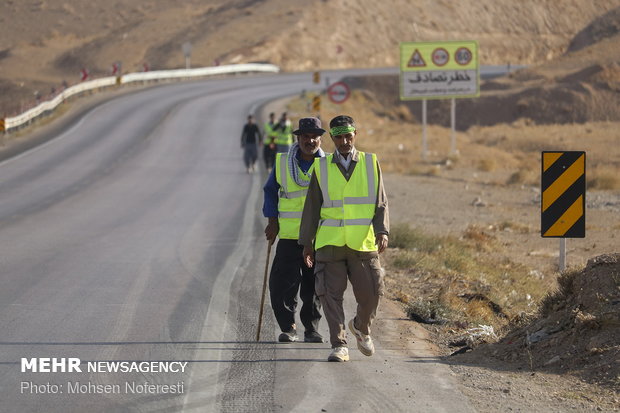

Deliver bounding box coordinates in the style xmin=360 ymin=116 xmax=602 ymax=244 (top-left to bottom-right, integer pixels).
xmin=0 ymin=70 xmax=475 ymax=412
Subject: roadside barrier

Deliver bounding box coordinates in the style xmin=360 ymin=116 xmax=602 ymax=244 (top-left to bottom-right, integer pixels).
xmin=1 ymin=63 xmax=280 ymax=133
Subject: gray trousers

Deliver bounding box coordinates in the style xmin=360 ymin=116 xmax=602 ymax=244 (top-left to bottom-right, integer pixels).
xmin=243 ymin=144 xmax=258 ymax=168
xmin=314 ymin=245 xmax=384 ymax=348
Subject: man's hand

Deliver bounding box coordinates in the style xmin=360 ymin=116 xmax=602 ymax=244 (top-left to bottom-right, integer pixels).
xmin=303 ymin=245 xmax=314 ymax=268
xmin=376 ymin=234 xmax=389 ymax=254
xmin=264 ymin=218 xmax=279 ymax=245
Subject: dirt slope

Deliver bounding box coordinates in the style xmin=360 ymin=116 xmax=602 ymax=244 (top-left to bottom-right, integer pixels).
xmin=1 ymin=0 xmax=619 ymax=115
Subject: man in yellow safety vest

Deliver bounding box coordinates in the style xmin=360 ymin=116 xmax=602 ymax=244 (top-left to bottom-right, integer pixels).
xmin=263 ymin=112 xmax=277 ymax=172
xmin=273 ymin=112 xmax=293 ymax=153
xmin=299 ymin=114 xmax=389 ymax=362
xmin=263 ymin=117 xmax=327 ymax=343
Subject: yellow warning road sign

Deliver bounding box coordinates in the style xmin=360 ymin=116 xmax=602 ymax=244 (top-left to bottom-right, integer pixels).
xmin=541 ymin=151 xmax=586 ymax=238
xmin=400 ymin=40 xmax=479 ymax=100
xmin=312 ymin=95 xmax=321 ymax=112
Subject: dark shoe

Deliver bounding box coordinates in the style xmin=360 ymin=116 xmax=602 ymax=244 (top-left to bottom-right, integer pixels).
xmin=304 ymin=330 xmax=324 ymax=343
xmin=278 ymin=330 xmax=298 ymax=343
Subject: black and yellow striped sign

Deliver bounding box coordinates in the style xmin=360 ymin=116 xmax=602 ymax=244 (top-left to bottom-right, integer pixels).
xmin=541 ymin=151 xmax=586 ymax=238
xmin=0 ymin=118 xmax=5 ymax=132
xmin=312 ymin=95 xmax=321 ymax=112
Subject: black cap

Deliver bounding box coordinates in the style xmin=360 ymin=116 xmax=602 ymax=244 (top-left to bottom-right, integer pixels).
xmin=292 ymin=117 xmax=326 ymax=135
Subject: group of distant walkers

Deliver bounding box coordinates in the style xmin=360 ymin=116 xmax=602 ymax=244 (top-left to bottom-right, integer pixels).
xmin=240 ymin=111 xmax=389 ymax=362
xmin=239 ymin=112 xmax=293 ymax=173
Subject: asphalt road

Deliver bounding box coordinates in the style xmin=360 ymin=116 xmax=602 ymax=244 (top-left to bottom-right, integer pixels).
xmin=0 ymin=70 xmax=474 ymax=412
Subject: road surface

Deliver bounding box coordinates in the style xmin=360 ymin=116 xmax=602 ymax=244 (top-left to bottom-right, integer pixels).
xmin=0 ymin=70 xmax=475 ymax=412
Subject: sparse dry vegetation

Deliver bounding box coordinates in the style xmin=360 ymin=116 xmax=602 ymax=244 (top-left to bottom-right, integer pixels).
xmin=384 ymin=223 xmax=553 ymax=330
xmin=477 ymin=159 xmax=497 ymax=172
xmin=588 ymin=168 xmax=620 ymax=190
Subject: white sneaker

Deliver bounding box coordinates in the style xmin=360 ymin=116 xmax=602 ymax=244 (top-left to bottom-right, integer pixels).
xmin=348 ymin=319 xmax=375 ymax=356
xmin=327 ymin=346 xmax=349 ymax=362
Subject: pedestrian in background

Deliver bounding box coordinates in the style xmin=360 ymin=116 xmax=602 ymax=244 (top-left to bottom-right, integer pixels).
xmin=299 ymin=114 xmax=389 ymax=362
xmin=263 ymin=112 xmax=277 ymax=172
xmin=263 ymin=117 xmax=327 ymax=343
xmin=273 ymin=112 xmax=293 ymax=153
xmin=240 ymin=114 xmax=262 ymax=173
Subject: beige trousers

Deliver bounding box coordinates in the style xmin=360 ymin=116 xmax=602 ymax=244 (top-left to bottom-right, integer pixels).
xmin=314 ymin=245 xmax=385 ymax=348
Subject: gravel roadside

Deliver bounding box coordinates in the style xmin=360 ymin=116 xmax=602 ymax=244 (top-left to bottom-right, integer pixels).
xmin=380 ymin=171 xmax=619 ymax=412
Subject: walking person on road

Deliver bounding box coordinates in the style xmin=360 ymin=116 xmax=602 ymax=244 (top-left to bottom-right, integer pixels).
xmin=273 ymin=112 xmax=293 ymax=154
xmin=240 ymin=114 xmax=262 ymax=173
xmin=263 ymin=112 xmax=277 ymax=172
xmin=299 ymin=115 xmax=389 ymax=362
xmin=263 ymin=117 xmax=327 ymax=343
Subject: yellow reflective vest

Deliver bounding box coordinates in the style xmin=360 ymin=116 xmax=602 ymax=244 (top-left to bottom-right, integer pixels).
xmin=274 ymin=121 xmax=292 ymax=146
xmin=264 ymin=122 xmax=276 ymax=146
xmin=275 ymin=153 xmax=313 ymax=240
xmin=314 ymin=152 xmax=379 ymax=251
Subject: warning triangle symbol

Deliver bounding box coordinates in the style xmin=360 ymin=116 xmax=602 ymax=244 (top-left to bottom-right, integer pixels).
xmin=407 ymin=49 xmax=426 ymax=67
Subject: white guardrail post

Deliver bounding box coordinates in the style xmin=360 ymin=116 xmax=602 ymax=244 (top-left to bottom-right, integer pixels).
xmin=3 ymin=63 xmax=280 ymax=133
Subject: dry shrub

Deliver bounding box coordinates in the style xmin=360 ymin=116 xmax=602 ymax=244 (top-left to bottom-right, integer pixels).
xmin=507 ymin=170 xmax=525 ymax=185
xmin=462 ymin=224 xmax=495 ymax=243
xmin=405 ymin=298 xmax=452 ymax=323
xmin=394 ymin=104 xmax=415 ymax=122
xmin=390 ymin=224 xmax=442 ymax=252
xmin=425 ymin=165 xmax=442 ymax=176
xmin=463 ymin=299 xmax=502 ymax=324
xmin=477 ymin=159 xmax=497 ymax=171
xmin=445 ymin=154 xmax=460 ymax=168
xmin=392 ymin=289 xmax=411 ymax=304
xmin=588 ymin=170 xmax=620 ymax=190
xmin=439 ymin=287 xmax=507 ymax=326
xmin=392 ymin=250 xmax=420 ymax=269
xmin=538 ymin=269 xmax=579 ymax=316
xmin=497 ymin=221 xmax=531 ymax=234
xmin=406 ymin=165 xmax=426 ymax=176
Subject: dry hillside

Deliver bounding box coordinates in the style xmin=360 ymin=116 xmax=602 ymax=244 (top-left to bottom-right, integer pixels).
xmin=1 ymin=0 xmax=619 ymax=115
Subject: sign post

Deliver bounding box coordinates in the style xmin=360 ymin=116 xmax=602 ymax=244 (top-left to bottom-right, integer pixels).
xmin=422 ymin=99 xmax=428 ymax=159
xmin=182 ymin=42 xmax=192 ymax=69
xmin=400 ymin=41 xmax=479 ymax=158
xmin=541 ymin=151 xmax=586 ymax=271
xmin=450 ymin=98 xmax=457 ymax=155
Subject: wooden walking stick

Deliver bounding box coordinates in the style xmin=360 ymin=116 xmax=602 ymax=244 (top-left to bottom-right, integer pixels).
xmin=256 ymin=241 xmax=273 ymax=342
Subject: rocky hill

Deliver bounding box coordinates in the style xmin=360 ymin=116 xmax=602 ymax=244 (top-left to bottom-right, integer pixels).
xmin=1 ymin=0 xmax=619 ymax=115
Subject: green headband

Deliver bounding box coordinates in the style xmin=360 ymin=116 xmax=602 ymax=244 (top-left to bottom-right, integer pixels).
xmin=330 ymin=125 xmax=356 ymax=136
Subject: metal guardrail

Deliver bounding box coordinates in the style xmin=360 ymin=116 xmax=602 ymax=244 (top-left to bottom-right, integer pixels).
xmin=1 ymin=63 xmax=280 ymax=133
